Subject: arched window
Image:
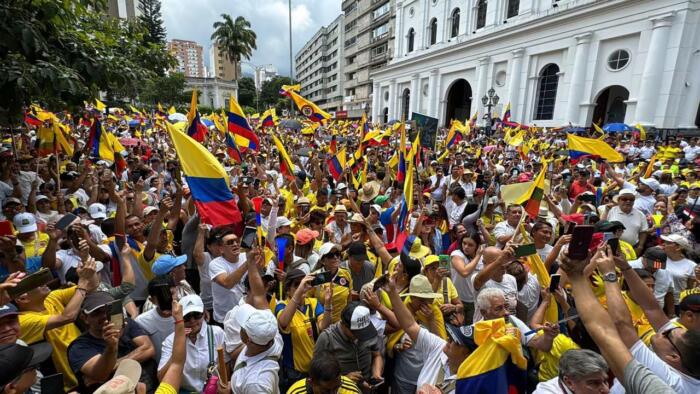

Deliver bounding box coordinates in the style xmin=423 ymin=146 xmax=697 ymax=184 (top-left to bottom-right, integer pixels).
xmin=407 ymin=28 xmax=415 ymax=53
xmin=476 ymin=0 xmax=487 ymax=29
xmin=429 ymin=18 xmax=438 ymax=45
xmin=383 ymin=108 xmax=389 ymax=124
xmin=450 ymin=8 xmax=460 ymax=38
xmin=534 ymin=64 xmax=560 ymax=120
xmin=402 ymin=89 xmax=411 ymax=118
xmin=507 ymin=0 xmax=520 ymax=18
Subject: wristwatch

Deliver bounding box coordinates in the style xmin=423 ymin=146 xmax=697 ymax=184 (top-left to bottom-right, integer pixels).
xmin=602 ymin=272 xmax=618 ymax=283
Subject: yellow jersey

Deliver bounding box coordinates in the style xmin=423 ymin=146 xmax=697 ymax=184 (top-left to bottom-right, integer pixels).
xmin=275 ymin=297 xmax=325 ymax=373
xmin=287 ymin=376 xmax=360 ymax=394
xmin=314 ymin=267 xmax=352 ymax=323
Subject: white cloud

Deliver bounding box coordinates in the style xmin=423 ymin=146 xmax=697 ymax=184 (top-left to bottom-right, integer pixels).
xmin=161 ymin=0 xmax=340 ymax=77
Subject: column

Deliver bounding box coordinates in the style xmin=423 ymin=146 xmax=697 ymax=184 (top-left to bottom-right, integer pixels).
xmin=428 ymin=69 xmax=439 ymax=118
xmin=394 ymin=3 xmax=404 ymax=59
xmin=410 ymin=74 xmax=420 ymax=117
xmin=388 ymin=79 xmax=397 ymax=121
xmin=507 ymin=48 xmax=525 ymax=123
xmin=678 ymin=53 xmax=700 ymax=127
xmin=635 ymin=13 xmax=674 ymax=125
xmin=474 ymin=57 xmax=490 ymax=123
xmin=565 ymin=32 xmax=593 ymax=126
xmin=371 ymin=81 xmax=380 ymax=124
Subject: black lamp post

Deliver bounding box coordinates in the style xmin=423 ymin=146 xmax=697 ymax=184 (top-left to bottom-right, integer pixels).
xmin=481 ymin=87 xmax=499 ymax=136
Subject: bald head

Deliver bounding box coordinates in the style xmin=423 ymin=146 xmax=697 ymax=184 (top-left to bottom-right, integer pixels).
xmin=483 ymin=246 xmax=503 ymax=265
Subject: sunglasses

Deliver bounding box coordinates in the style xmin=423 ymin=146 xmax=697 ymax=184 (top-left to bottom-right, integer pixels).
xmin=223 ymin=239 xmax=240 ymax=246
xmin=184 ymin=312 xmax=203 ymax=322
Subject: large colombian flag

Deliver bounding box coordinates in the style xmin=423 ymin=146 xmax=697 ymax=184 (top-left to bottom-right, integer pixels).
xmin=261 ymin=108 xmax=278 ymax=128
xmin=445 ymin=120 xmax=464 ymax=148
xmin=567 ymin=133 xmax=623 ymax=163
xmin=280 ymin=85 xmax=331 ymax=123
xmin=227 ymin=98 xmax=259 ymax=151
xmin=456 ymin=318 xmax=528 ymax=394
xmin=165 ymin=121 xmax=242 ymax=231
xmin=515 ymin=160 xmax=547 ymax=219
xmin=272 ymin=134 xmax=297 ymax=180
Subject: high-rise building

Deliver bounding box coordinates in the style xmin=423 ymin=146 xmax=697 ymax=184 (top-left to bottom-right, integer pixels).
xmin=209 ymin=43 xmax=241 ymax=81
xmin=168 ymin=40 xmax=205 ymax=78
xmin=295 ymin=15 xmax=345 ymax=114
xmin=106 ymin=0 xmax=140 ymax=20
xmin=342 ymin=0 xmax=396 ymax=118
xmin=253 ymin=65 xmax=278 ymax=91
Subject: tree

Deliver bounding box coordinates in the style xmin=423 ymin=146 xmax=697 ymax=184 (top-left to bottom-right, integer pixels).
xmin=138 ymin=0 xmax=167 ymax=45
xmin=138 ymin=73 xmax=189 ymax=106
xmin=211 ymin=14 xmax=256 ymax=80
xmin=260 ymin=76 xmax=292 ymax=112
xmin=237 ymin=77 xmax=257 ymax=108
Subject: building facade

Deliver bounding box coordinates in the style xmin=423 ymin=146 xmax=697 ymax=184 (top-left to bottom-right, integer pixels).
xmin=168 ymin=40 xmax=206 ymax=78
xmin=296 ymin=15 xmax=345 ymax=113
xmin=185 ymin=77 xmax=238 ymax=109
xmin=106 ymin=0 xmax=140 ymax=20
xmin=371 ymin=0 xmax=700 ymax=131
xmin=209 ymin=43 xmax=241 ymax=81
xmin=342 ymin=0 xmax=396 ymax=118
xmin=253 ymin=65 xmax=278 ymax=91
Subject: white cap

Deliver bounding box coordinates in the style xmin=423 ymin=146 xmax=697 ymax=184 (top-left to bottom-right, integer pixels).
xmin=242 ymin=309 xmax=278 ymax=346
xmin=660 ymin=234 xmax=691 ymax=250
xmin=318 ymin=242 xmax=341 ymax=259
xmin=35 ymin=195 xmax=49 ymax=202
xmin=640 ymin=177 xmax=660 ymax=192
xmin=336 ymin=182 xmax=347 ymax=190
xmin=88 ymin=203 xmax=107 ymax=220
xmin=276 ymin=216 xmax=292 ymax=228
xmin=179 ymin=294 xmax=204 ymax=316
xmin=12 ymin=212 xmax=37 ymax=234
xmin=143 ymin=206 xmax=159 ymax=216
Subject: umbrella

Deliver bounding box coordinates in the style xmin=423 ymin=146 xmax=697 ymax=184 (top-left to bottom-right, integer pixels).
xmin=128 ymin=120 xmax=141 ymax=127
xmin=201 ymin=119 xmax=214 ymax=127
xmin=279 ymin=119 xmax=302 ymax=130
xmin=603 ymin=123 xmax=633 ymax=133
xmin=563 ymin=126 xmax=586 ymax=134
xmin=168 ymin=113 xmax=187 ymax=123
xmin=119 ymin=137 xmax=141 ymax=147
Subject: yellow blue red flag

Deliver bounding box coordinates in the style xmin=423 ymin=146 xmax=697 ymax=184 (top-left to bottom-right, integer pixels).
xmin=187 ymin=90 xmax=208 ymax=143
xmin=227 ymin=97 xmax=259 ymax=151
xmin=567 ymin=134 xmax=624 ymax=163
xmin=280 ymin=85 xmax=331 ymax=123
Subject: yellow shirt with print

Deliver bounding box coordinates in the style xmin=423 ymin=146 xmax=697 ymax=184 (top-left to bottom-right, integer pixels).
xmin=287 ymin=375 xmax=360 ymax=394
xmin=20 ymin=232 xmax=50 ymax=258
xmin=434 ymin=277 xmax=459 ymax=306
xmin=385 ymin=296 xmax=447 ymax=352
xmin=534 ymin=334 xmax=580 ymax=381
xmin=19 ymin=286 xmax=82 ymax=391
xmin=275 ymin=297 xmax=325 ymax=373
xmin=314 ymin=267 xmax=352 ymax=323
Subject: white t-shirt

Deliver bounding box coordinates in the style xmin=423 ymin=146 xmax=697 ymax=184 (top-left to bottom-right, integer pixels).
xmin=429 ymin=175 xmax=448 ymax=202
xmin=134 ymin=307 xmax=174 ymax=362
xmin=634 ymin=194 xmax=656 ymax=216
xmin=683 ymin=145 xmax=700 ymax=161
xmin=414 ymin=328 xmax=455 ymax=393
xmin=209 ymin=254 xmax=247 ymax=322
xmin=198 ymin=251 xmax=214 ymax=310
xmin=537 ymin=244 xmax=554 ymax=264
xmin=629 ymin=258 xmax=675 ymax=308
xmin=492 ymin=221 xmax=517 ymax=248
xmin=444 ymin=198 xmax=468 ymax=228
xmin=518 ymin=274 xmax=541 ymax=321
xmin=449 ymin=250 xmax=481 ymax=302
xmin=472 ymin=274 xmax=518 ymax=322
xmin=606 ymin=206 xmax=649 ymax=246
xmin=533 ymin=377 xmax=566 ymax=394
xmin=664 ymin=257 xmax=697 ymax=304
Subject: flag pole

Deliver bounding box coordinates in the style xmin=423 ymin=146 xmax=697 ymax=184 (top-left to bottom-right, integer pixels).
xmin=288 ymin=0 xmax=294 ymax=115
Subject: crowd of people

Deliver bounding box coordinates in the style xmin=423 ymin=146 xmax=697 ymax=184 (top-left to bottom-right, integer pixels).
xmin=1 ymin=108 xmax=699 ymax=394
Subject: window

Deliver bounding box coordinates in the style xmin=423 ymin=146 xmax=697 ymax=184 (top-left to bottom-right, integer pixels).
xmin=407 ymin=28 xmax=415 ymax=53
xmin=450 ymin=8 xmax=460 ymax=38
xmin=344 ymin=37 xmax=356 ymax=48
xmin=476 ymin=0 xmax=487 ymax=29
xmin=402 ymin=89 xmax=410 ymax=118
xmin=429 ymin=18 xmax=438 ymax=45
xmin=345 ymin=20 xmax=356 ymax=32
xmin=507 ymin=0 xmax=520 ymax=18
xmin=347 ymin=55 xmax=355 ymax=65
xmin=372 ymin=23 xmax=389 ymax=40
xmin=372 ymin=44 xmax=387 ymax=58
xmin=373 ymin=3 xmax=390 ymax=20
xmin=534 ymin=64 xmax=560 ymax=120
xmin=607 ymin=50 xmax=630 ymax=71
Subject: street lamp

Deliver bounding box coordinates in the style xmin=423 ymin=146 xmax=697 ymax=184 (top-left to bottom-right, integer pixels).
xmin=481 ymin=87 xmax=499 ymax=136
xmin=241 ymin=61 xmax=264 ymax=113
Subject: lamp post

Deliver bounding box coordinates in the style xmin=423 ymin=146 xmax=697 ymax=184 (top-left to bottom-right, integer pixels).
xmin=481 ymin=87 xmax=499 ymax=136
xmin=241 ymin=61 xmax=263 ymax=113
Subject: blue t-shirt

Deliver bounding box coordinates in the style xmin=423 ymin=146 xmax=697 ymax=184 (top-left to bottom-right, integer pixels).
xmin=0 ymin=256 xmax=42 ymax=280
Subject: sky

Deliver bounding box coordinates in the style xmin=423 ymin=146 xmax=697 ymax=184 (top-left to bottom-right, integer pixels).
xmin=162 ymin=0 xmax=341 ymax=77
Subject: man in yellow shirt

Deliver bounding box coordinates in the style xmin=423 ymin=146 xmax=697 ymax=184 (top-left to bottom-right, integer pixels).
xmin=12 ymin=213 xmax=49 ymax=258
xmin=287 ymin=352 xmax=361 ymax=394
xmin=15 ymin=257 xmax=98 ymax=391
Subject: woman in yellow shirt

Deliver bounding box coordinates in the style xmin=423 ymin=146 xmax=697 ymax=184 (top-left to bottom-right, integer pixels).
xmin=422 ymin=255 xmax=462 ymax=317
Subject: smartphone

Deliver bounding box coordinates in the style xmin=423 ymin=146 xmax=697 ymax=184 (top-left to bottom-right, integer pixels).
xmin=110 ymin=300 xmax=124 ymax=331
xmin=602 ymin=232 xmax=615 ymax=242
xmin=607 ymin=238 xmax=620 ymax=256
xmin=311 ymin=271 xmax=333 ymax=286
xmin=55 ymin=213 xmax=78 ymax=231
xmin=155 ymin=285 xmax=173 ymax=312
xmin=566 ymin=222 xmax=576 ymax=235
xmin=373 ymin=274 xmax=388 ymax=292
xmin=549 ymin=274 xmax=561 ymax=292
xmin=568 ymin=225 xmax=595 ymax=260
xmin=366 ymin=377 xmax=384 ymax=388
xmin=240 ymin=226 xmax=257 ymax=250
xmin=40 ymin=373 xmax=64 ymax=394
xmin=7 ymin=268 xmax=54 ymax=298
xmin=514 ymin=243 xmax=537 ymax=258
xmin=0 ymin=220 xmax=13 ymax=236
xmin=439 ymin=254 xmax=450 ymax=270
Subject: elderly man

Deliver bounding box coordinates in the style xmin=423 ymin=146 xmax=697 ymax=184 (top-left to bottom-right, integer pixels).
xmin=605 ymin=190 xmax=648 ymax=255
xmin=533 ymin=349 xmax=610 ymax=393
xmin=492 ymin=206 xmax=523 ymax=248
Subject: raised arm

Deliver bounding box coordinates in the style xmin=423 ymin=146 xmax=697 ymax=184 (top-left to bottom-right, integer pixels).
xmin=159 ymin=300 xmax=186 ymax=391
xmin=386 ymin=276 xmax=421 ymax=342
xmin=615 ymin=255 xmax=670 ymax=330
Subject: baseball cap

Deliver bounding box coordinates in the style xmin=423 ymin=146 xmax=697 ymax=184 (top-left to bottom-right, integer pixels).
xmin=143 ymin=206 xmax=159 ymax=216
xmin=242 ymin=309 xmax=278 ymax=345
xmin=94 ymin=359 xmax=142 ymax=394
xmin=402 ymin=275 xmax=442 ymax=299
xmin=374 ymin=195 xmax=389 ymax=205
xmin=679 ymin=289 xmax=700 ymax=312
xmin=423 ymin=255 xmax=440 ymax=267
xmin=341 ymin=302 xmax=377 ymax=342
xmin=277 ymin=216 xmax=292 ymax=228
xmin=82 ymin=291 xmax=115 ymax=314
xmin=318 ymin=242 xmax=341 ymax=259
xmin=284 ymin=268 xmax=307 ymax=288
xmin=296 ymin=228 xmax=319 ymax=246
xmin=639 ymin=177 xmax=660 ymax=191
xmin=445 ymin=323 xmax=477 ymax=351
xmin=643 ymin=247 xmax=667 ymax=262
xmin=336 ymin=182 xmax=347 ymax=190
xmin=0 ymin=303 xmax=19 ymax=318
xmin=3 ymin=197 xmax=21 ymax=206
xmin=347 ymin=242 xmax=368 ymax=261
xmin=88 ymin=203 xmax=107 ymax=220
xmin=660 ymin=234 xmax=691 ymax=250
xmin=12 ymin=212 xmax=37 ymax=234
xmin=0 ymin=342 xmax=53 ymax=388
xmin=35 ymin=195 xmax=49 ymax=202
xmin=594 ymin=220 xmax=626 ymax=232
xmin=179 ymin=294 xmax=204 ymax=316
xmin=151 ymin=254 xmax=187 ymax=276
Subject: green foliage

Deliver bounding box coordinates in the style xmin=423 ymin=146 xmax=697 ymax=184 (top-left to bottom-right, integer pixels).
xmin=211 ymin=14 xmax=257 ymax=80
xmin=138 ymin=0 xmax=167 ymax=46
xmin=237 ymin=77 xmax=257 ymax=108
xmin=242 ymin=106 xmax=257 ymax=116
xmin=138 ymin=73 xmax=189 ymax=106
xmin=0 ymin=0 xmax=176 ymax=123
xmin=260 ymin=76 xmax=293 ymax=113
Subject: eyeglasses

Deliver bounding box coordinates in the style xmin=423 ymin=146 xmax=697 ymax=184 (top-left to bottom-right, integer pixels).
xmin=662 ymin=327 xmax=689 ymax=370
xmin=184 ymin=312 xmax=203 ymax=322
xmin=223 ymin=238 xmax=239 ymax=246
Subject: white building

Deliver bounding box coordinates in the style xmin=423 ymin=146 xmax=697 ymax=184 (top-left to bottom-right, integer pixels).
xmin=185 ymin=77 xmax=238 ymax=109
xmin=371 ymin=0 xmax=700 ymax=131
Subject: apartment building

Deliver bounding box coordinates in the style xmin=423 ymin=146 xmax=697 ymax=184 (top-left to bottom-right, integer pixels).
xmin=168 ymin=39 xmax=205 ymax=78
xmin=295 ymin=14 xmax=345 ymax=114
xmin=106 ymin=0 xmax=140 ymax=20
xmin=209 ymin=43 xmax=241 ymax=81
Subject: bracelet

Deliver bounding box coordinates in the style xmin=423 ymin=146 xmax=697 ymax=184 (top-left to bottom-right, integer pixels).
xmin=76 ymin=288 xmax=88 ymax=294
xmin=174 ymin=319 xmax=184 ymax=325
xmin=621 ymin=266 xmax=632 ymax=272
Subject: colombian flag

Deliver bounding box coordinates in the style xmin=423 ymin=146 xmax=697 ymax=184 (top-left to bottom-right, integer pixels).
xmin=567 ymin=134 xmax=623 ymax=163
xmin=36 ymin=126 xmax=58 ymax=157
xmin=227 ymin=98 xmax=259 ymax=151
xmin=397 ymin=122 xmax=407 ymax=183
xmin=165 ymin=121 xmax=242 ymax=230
xmin=261 ymin=108 xmax=278 ymax=128
xmin=225 ymin=132 xmax=243 ymax=163
xmin=456 ymin=318 xmax=528 ymax=394
xmin=280 ymin=85 xmax=331 ymax=123
xmin=272 ymin=135 xmax=296 ymax=180
xmin=397 ymin=132 xmax=419 ymax=232
xmin=24 ymin=111 xmax=43 ymax=127
xmin=327 ymin=148 xmax=346 ymax=181
xmin=329 ymin=135 xmax=337 ymax=155
xmin=446 ymin=120 xmax=464 ymax=148
xmin=187 ymin=90 xmax=208 ymax=143
xmin=503 ymin=103 xmax=511 ymax=122
xmin=515 ymin=160 xmax=547 ymax=219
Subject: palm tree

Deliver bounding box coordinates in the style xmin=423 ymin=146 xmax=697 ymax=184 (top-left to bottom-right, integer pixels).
xmin=211 ymin=14 xmax=257 ymax=80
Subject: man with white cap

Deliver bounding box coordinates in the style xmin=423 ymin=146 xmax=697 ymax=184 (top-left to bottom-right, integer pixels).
xmin=229 ymin=309 xmax=282 ymax=394
xmin=12 ymin=212 xmax=49 ymax=259
xmin=605 ymin=189 xmax=649 ymax=253
xmin=32 ymin=194 xmax=58 ymax=225
xmin=158 ymin=294 xmax=226 ymax=392
xmin=87 ymin=203 xmax=108 ymax=243
xmin=634 ymin=178 xmax=659 ymax=215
